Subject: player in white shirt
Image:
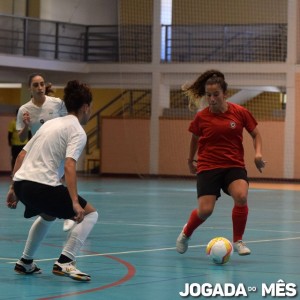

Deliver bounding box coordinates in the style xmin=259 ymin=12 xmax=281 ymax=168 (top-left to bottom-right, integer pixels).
xmin=6 ymin=80 xmax=98 ymax=281
xmin=16 ymin=95 xmax=67 ymax=136
xmin=16 ymin=73 xmax=75 ymax=232
xmin=16 ymin=73 xmax=67 ymax=142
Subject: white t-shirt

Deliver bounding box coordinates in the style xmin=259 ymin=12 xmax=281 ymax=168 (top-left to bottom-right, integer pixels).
xmin=16 ymin=96 xmax=68 ymax=135
xmin=14 ymin=115 xmax=87 ymax=186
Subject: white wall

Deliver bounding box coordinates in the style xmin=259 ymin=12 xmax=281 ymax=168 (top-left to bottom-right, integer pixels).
xmin=40 ymin=0 xmax=118 ymax=25
xmin=0 ymin=0 xmax=118 ymax=25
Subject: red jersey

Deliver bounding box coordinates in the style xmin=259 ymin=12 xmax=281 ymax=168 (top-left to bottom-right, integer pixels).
xmin=188 ymin=102 xmax=258 ymax=173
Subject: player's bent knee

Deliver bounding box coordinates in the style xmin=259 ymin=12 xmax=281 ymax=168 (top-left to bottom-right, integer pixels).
xmin=86 ymin=211 xmax=98 ymax=225
xmin=235 ymin=196 xmax=247 ymax=206
xmin=84 ymin=203 xmax=97 ymax=215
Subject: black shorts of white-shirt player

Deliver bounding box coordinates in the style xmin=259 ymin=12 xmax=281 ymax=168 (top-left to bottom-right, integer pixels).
xmin=14 ymin=181 xmax=87 ymax=219
xmin=196 ymin=167 xmax=248 ymax=199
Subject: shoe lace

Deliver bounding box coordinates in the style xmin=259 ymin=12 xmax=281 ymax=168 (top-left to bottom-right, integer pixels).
xmin=236 ymin=241 xmax=247 ymax=248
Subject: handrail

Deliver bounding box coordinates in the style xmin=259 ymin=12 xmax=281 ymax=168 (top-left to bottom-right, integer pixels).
xmin=113 ymin=90 xmax=151 ymax=117
xmin=86 ymin=90 xmax=129 ymax=154
xmin=86 ymin=90 xmax=150 ymax=154
xmin=0 ymin=14 xmax=287 ymax=63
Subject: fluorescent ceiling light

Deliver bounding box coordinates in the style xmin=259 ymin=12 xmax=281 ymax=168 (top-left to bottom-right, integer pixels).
xmin=0 ymin=83 xmax=22 ymax=88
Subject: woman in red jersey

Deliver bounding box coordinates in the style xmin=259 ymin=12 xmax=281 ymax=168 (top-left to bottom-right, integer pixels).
xmin=176 ymin=70 xmax=266 ymax=256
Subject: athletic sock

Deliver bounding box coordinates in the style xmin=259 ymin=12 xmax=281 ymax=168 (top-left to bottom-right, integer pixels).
xmin=61 ymin=211 xmax=98 ymax=261
xmin=20 ymin=258 xmax=33 ymax=264
xmin=22 ymin=216 xmax=55 ymax=260
xmin=57 ymin=254 xmax=72 ymax=264
xmin=184 ymin=209 xmax=205 ymax=237
xmin=232 ymin=205 xmax=249 ymax=242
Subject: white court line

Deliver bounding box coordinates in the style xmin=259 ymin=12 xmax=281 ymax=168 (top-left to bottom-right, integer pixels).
xmin=99 ymin=221 xmax=300 ymax=234
xmin=2 ymin=236 xmax=300 ymax=264
xmin=100 ymin=220 xmax=300 ymax=227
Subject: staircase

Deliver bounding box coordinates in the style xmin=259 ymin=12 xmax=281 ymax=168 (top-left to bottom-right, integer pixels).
xmin=85 ymin=90 xmax=151 ymax=173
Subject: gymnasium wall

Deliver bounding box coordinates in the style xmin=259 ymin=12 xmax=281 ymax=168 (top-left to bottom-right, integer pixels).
xmin=100 ymin=118 xmax=285 ymax=179
xmin=172 ymin=0 xmax=287 ymax=24
xmin=119 ymin=0 xmax=153 ymax=25
xmin=0 ymin=87 xmax=125 ymax=173
xmin=294 ymin=73 xmax=300 ymax=179
xmin=100 ymin=118 xmax=150 ymax=174
xmin=0 ymin=115 xmax=14 ymax=172
xmin=0 ymin=86 xmax=289 ymax=179
xmin=0 ymin=0 xmax=118 ymax=25
xmin=40 ymin=0 xmax=118 ymax=25
xmin=0 ymin=89 xmax=21 ymax=106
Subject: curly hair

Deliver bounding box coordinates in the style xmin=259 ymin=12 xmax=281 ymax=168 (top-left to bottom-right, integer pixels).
xmin=182 ymin=70 xmax=227 ymax=111
xmin=63 ymin=80 xmax=92 ymax=113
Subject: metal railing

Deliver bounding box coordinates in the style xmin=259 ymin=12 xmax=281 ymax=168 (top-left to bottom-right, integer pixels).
xmin=163 ymin=24 xmax=287 ymax=62
xmin=0 ymin=14 xmax=287 ymax=63
xmin=0 ymin=14 xmax=86 ymax=60
xmin=86 ymin=90 xmax=151 ymax=154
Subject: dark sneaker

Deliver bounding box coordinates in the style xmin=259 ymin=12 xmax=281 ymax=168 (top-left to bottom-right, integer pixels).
xmin=14 ymin=259 xmax=42 ymax=275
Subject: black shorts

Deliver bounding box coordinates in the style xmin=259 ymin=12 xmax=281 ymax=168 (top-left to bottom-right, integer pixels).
xmin=14 ymin=180 xmax=87 ymax=219
xmin=196 ymin=168 xmax=248 ymax=199
xmin=11 ymin=145 xmax=24 ymax=160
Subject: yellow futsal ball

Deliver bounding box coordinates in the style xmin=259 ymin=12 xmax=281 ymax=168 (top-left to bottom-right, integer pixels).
xmin=206 ymin=237 xmax=233 ymax=265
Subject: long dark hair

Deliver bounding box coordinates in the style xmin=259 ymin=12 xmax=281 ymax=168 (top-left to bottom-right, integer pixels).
xmin=182 ymin=70 xmax=227 ymax=111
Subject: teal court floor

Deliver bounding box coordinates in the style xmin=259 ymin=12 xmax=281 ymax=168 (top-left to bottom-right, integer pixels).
xmin=0 ymin=176 xmax=299 ymax=300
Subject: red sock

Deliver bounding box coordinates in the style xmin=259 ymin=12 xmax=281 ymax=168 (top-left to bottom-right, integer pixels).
xmin=232 ymin=205 xmax=248 ymax=242
xmin=183 ymin=209 xmax=205 ymax=237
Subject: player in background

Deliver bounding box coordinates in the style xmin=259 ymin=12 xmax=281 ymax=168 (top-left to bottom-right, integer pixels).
xmin=6 ymin=80 xmax=98 ymax=281
xmin=16 ymin=73 xmax=76 ymax=232
xmin=176 ymin=70 xmax=266 ymax=256
xmin=16 ymin=73 xmax=67 ymax=142
xmin=8 ymin=108 xmax=31 ymax=175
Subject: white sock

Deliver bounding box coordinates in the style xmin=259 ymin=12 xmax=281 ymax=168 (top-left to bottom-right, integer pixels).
xmin=22 ymin=216 xmax=55 ymax=260
xmin=62 ymin=211 xmax=98 ymax=261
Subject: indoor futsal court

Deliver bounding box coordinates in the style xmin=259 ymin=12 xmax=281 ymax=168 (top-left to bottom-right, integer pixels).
xmin=1 ymin=0 xmax=300 ymax=299
xmin=0 ymin=175 xmax=299 ymax=300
